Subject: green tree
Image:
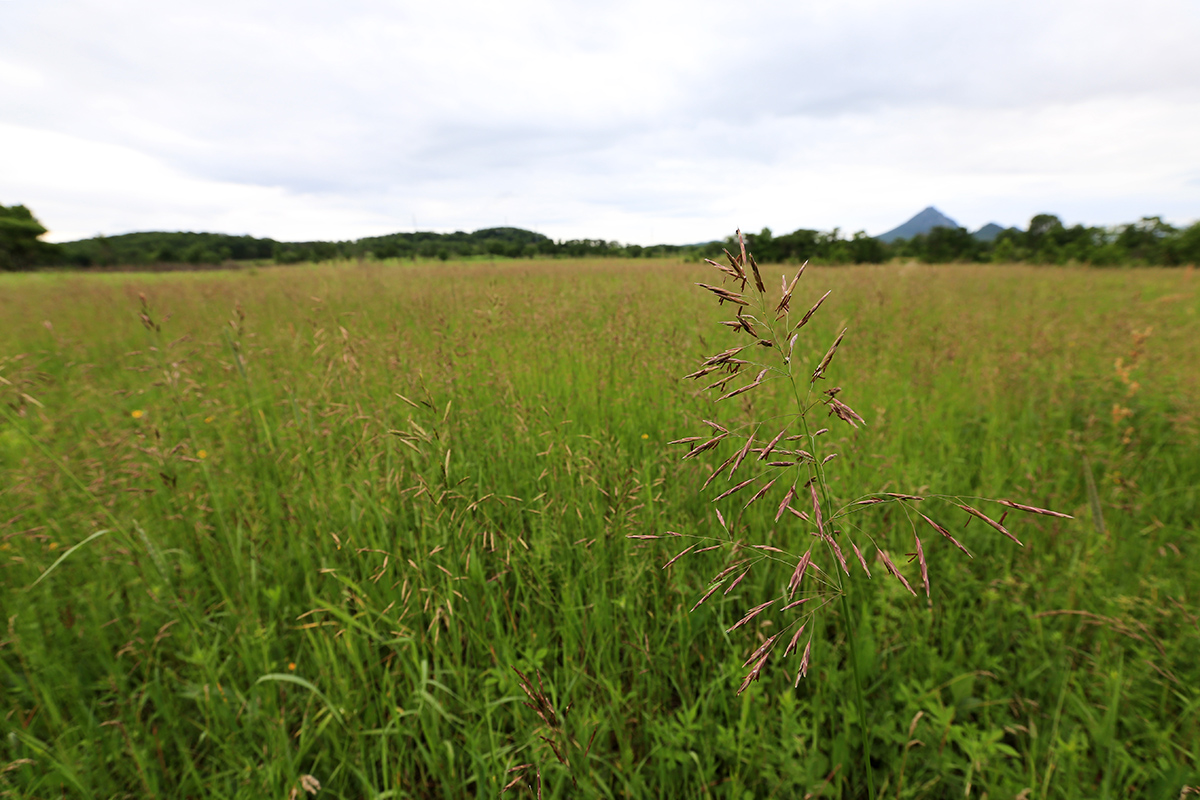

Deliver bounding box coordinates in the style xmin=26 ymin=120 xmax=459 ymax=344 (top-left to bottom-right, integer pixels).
xmin=1028 ymin=213 xmax=1064 ymax=240
xmin=1167 ymin=220 xmax=1200 ymax=265
xmin=1116 ymin=216 xmax=1177 ymax=263
xmin=0 ymin=204 xmax=60 ymax=271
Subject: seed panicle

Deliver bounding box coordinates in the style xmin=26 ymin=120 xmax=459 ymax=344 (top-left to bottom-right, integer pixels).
xmin=669 ymin=229 xmax=1052 ymax=710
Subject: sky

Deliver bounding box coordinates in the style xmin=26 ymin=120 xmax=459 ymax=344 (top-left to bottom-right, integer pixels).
xmin=2 ymin=0 xmax=1199 ymax=244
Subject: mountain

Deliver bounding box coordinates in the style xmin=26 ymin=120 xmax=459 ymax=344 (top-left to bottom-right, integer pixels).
xmin=972 ymin=223 xmax=1006 ymax=242
xmin=877 ymin=207 xmax=961 ymax=243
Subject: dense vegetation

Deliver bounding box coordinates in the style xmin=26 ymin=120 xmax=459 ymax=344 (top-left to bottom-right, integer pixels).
xmin=1 ymin=259 xmax=1196 ymax=798
xmin=0 ymin=205 xmax=62 ymax=272
xmin=889 ymin=214 xmax=1200 ymax=266
xmin=4 ymin=203 xmax=1199 ymax=270
xmin=46 ymin=226 xmax=697 ymax=268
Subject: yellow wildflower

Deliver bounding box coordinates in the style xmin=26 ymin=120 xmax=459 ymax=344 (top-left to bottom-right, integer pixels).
xmin=131 ymin=410 xmax=144 ymax=419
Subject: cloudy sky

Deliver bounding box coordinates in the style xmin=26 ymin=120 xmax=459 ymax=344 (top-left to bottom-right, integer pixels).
xmin=2 ymin=0 xmax=1199 ymax=244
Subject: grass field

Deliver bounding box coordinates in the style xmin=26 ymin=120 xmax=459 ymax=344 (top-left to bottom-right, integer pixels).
xmin=1 ymin=258 xmax=1197 ymax=799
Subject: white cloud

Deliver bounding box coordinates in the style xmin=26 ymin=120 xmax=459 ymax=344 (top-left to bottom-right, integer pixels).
xmin=1 ymin=0 xmax=1198 ymax=243
xmin=0 ymin=123 xmax=395 ymax=241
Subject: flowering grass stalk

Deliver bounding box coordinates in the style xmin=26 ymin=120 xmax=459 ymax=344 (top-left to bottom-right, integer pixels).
xmin=649 ymin=231 xmax=1072 ymax=798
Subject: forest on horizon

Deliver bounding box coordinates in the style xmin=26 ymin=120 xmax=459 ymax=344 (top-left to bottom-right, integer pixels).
xmin=2 ymin=202 xmax=1199 ymax=271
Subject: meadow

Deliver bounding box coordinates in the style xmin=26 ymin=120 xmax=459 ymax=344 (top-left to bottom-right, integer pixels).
xmin=0 ymin=258 xmax=1197 ymax=799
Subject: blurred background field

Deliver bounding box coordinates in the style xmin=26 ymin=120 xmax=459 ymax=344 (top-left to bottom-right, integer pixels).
xmin=0 ymin=259 xmax=1197 ymax=798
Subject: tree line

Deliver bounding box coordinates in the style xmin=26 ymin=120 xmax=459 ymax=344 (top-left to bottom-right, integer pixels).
xmin=888 ymin=214 xmax=1200 ymax=266
xmin=2 ymin=203 xmax=1198 ymax=271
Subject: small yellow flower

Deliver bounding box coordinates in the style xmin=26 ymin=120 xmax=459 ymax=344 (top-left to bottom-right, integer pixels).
xmin=48 ymin=542 xmax=59 ymax=551
xmin=204 ymin=416 xmax=214 ymax=424
xmin=198 ymin=450 xmax=208 ymax=459
xmin=131 ymin=410 xmax=144 ymax=419
xmin=288 ymin=662 xmax=297 ymax=672
xmin=641 ymin=433 xmax=649 ymax=439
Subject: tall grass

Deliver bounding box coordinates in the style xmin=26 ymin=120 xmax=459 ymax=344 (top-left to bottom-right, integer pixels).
xmin=0 ymin=259 xmax=1197 ymax=798
xmin=662 ymin=238 xmax=1073 ymax=799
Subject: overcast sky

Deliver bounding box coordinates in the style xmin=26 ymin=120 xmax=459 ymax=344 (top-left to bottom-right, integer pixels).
xmin=2 ymin=0 xmax=1199 ymax=244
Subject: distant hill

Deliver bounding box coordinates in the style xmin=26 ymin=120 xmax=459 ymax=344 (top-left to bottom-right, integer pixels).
xmin=972 ymin=223 xmax=1006 ymax=242
xmin=50 ymin=225 xmax=697 ymax=267
xmin=878 ymin=207 xmax=960 ymax=243
xmin=56 ymin=231 xmax=279 ymax=267
xmin=54 ymin=226 xmax=563 ymax=267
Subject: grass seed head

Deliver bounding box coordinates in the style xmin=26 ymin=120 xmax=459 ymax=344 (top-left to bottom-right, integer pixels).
xmin=793 ymin=640 xmax=812 ymax=686
xmin=758 ymin=424 xmax=790 ymax=462
xmin=809 ymin=481 xmax=825 ymax=537
xmin=743 ymin=632 xmax=781 ymax=668
xmin=662 ymin=543 xmax=697 ymax=570
xmin=712 ymin=477 xmax=756 ymax=503
xmin=737 ymin=651 xmax=769 ymax=694
xmin=996 ymin=499 xmax=1073 ymax=519
xmin=728 ymin=430 xmax=757 ymax=478
xmin=811 ymin=328 xmax=848 ymax=383
xmin=796 ymin=289 xmax=831 ymax=331
xmin=711 ymin=559 xmax=749 ymax=584
xmin=784 ymin=622 xmax=807 ymax=658
xmin=877 ymin=548 xmax=917 ymax=597
xmin=914 ymin=531 xmax=930 ymax=598
xmin=775 ymin=484 xmax=797 ymax=522
xmin=702 ymin=453 xmax=739 ymax=490
xmin=958 ymin=503 xmax=1024 ymax=545
xmin=743 ymin=477 xmax=778 ymax=510
xmin=690 ymin=582 xmax=723 ymax=612
xmin=850 ymin=539 xmax=873 ymax=578
xmin=723 ymin=567 xmax=751 ymax=595
xmin=787 ymin=548 xmax=813 ymax=599
xmin=920 ymin=513 xmax=972 ymax=558
xmin=824 ymin=532 xmax=849 ymax=575
xmin=827 ymin=396 xmax=866 ymax=428
xmin=748 ymin=253 xmax=766 ymax=294
xmin=727 ymin=599 xmax=774 ymax=632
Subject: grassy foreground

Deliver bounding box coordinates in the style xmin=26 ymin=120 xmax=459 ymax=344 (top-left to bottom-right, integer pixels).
xmin=0 ymin=259 xmax=1197 ymax=799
